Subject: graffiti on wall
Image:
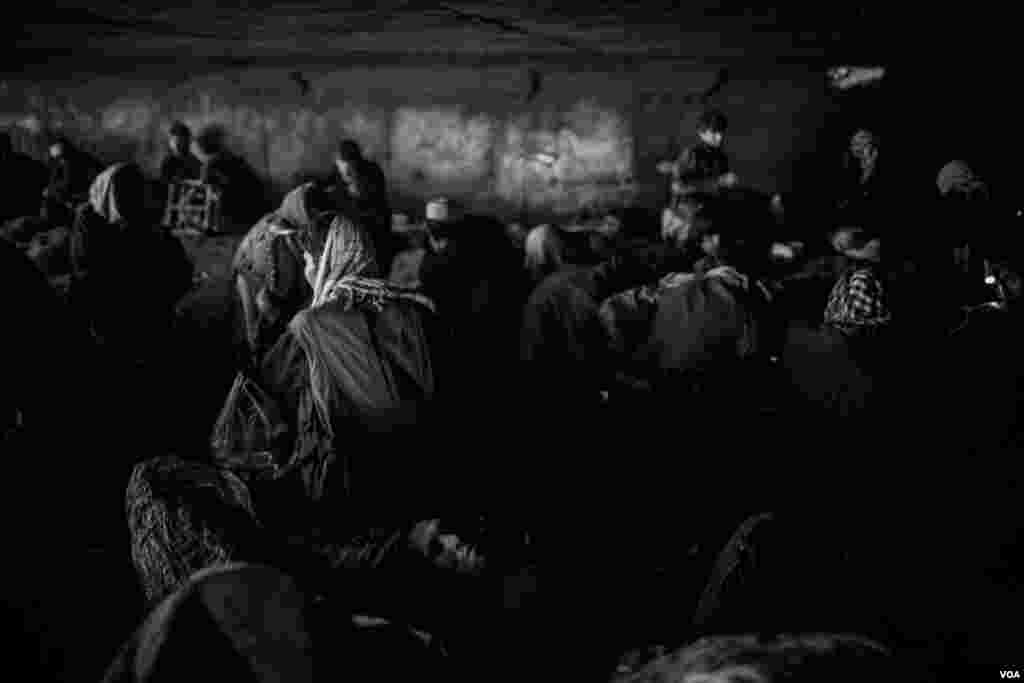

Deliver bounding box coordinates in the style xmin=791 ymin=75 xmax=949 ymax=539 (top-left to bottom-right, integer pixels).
xmin=498 ymin=100 xmax=634 ymax=214
xmin=390 ymin=107 xmax=496 ymax=196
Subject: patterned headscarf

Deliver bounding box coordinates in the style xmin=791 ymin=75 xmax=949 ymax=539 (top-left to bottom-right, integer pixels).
xmin=272 ymin=183 xmax=318 ymax=235
xmin=310 ymin=213 xmax=435 ymax=313
xmin=89 ymin=163 xmax=131 ymax=224
xmin=294 ymin=215 xmax=436 ymax=445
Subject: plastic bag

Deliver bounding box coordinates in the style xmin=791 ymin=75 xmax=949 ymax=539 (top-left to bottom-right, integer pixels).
xmin=210 ymin=371 xmax=289 ymax=473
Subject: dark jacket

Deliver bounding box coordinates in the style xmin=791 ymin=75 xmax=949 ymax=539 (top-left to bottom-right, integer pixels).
xmin=159 ymin=152 xmax=202 ymax=185
xmin=259 ymin=295 xmax=450 ymax=529
xmin=45 ymin=147 xmax=102 ymax=205
xmin=670 ymin=141 xmax=730 ymax=206
xmin=520 ymin=240 xmax=689 ymax=408
xmin=70 ymin=204 xmax=194 ymax=349
xmin=201 ymin=152 xmax=270 ymax=228
xmin=1 ymin=148 xmax=49 ymax=222
xmin=326 ymin=159 xmax=393 ymax=266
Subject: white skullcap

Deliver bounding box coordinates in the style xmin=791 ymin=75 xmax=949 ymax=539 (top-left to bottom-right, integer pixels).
xmin=426 ymin=197 xmax=451 ymax=222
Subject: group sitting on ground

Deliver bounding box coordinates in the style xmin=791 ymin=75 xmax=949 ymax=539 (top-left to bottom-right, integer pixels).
xmin=2 ymin=112 xmax=1022 ymax=682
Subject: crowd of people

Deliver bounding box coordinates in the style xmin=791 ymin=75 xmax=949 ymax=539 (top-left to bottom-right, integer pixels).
xmin=2 ymin=109 xmax=1022 ymax=681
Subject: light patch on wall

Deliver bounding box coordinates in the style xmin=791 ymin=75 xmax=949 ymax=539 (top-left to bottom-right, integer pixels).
xmin=319 ymin=106 xmax=388 ymax=177
xmin=264 ymin=106 xmax=389 ymax=185
xmin=266 ymin=107 xmax=329 ymax=182
xmin=101 ymin=99 xmax=155 ymax=136
xmin=336 ymin=109 xmax=386 ymax=161
xmin=0 ymin=113 xmax=41 ymax=133
xmin=172 ymin=92 xmax=270 ymax=174
xmin=390 ymin=107 xmax=495 ymax=192
xmin=498 ymin=101 xmax=634 ymax=213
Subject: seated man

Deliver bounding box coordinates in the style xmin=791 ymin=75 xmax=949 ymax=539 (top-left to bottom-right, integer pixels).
xmin=159 ymin=120 xmax=202 ymax=186
xmin=41 ymin=134 xmax=103 ymax=228
xmin=327 ymin=139 xmax=394 ymax=267
xmin=823 ymin=217 xmax=891 ymax=336
xmin=641 ymin=196 xmax=778 ymax=405
xmin=656 ymin=108 xmax=738 ymax=224
xmin=934 ymin=160 xmax=1022 ymax=308
xmin=195 ymin=125 xmax=269 ymax=230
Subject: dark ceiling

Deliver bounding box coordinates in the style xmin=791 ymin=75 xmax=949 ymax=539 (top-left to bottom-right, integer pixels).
xmin=7 ymin=1 xmax=1008 ymax=75
xmin=9 ymin=1 xmax=905 ymax=67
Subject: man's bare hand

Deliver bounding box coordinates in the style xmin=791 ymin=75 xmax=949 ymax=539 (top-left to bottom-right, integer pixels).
xmin=719 ymin=172 xmax=739 ymax=187
xmin=656 ymin=161 xmax=675 ymax=175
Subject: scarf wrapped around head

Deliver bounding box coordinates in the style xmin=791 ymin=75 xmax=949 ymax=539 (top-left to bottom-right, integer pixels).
xmin=269 ymin=183 xmax=318 ymax=236
xmin=89 ymin=163 xmax=131 ymax=224
xmin=309 ymin=213 xmax=435 ymax=313
xmin=294 ymin=214 xmax=436 ymax=450
xmin=523 ymin=224 xmax=563 ymax=279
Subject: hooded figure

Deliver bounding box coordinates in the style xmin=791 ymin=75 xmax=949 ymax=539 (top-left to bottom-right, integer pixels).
xmin=522 ymin=224 xmax=565 ymax=285
xmin=233 ymin=183 xmax=334 ymax=357
xmin=69 ymin=163 xmax=193 ymax=354
xmin=259 ymin=213 xmax=444 ymax=529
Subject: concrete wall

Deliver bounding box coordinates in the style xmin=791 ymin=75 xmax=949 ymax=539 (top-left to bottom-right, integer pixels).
xmin=0 ymin=62 xmax=842 ymax=222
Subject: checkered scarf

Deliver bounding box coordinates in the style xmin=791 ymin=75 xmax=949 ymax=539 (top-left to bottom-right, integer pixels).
xmin=310 ymin=214 xmax=435 ymax=314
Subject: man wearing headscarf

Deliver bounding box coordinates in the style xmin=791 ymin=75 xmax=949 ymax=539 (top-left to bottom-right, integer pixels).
xmin=259 ymin=213 xmax=445 ymax=531
xmin=69 ymin=163 xmax=194 ymax=356
xmin=522 ymin=224 xmax=565 ymax=286
xmin=232 ymin=182 xmax=335 ymax=359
